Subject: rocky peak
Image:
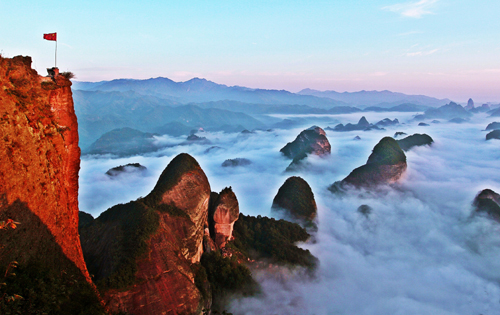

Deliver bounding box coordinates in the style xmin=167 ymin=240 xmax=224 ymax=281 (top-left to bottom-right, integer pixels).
xmin=280 ymin=126 xmax=331 ymax=160
xmin=272 ymin=176 xmax=317 ymax=228
xmin=473 ymin=189 xmax=500 ymax=220
xmin=366 ymin=137 xmax=406 ymax=166
xmin=396 ymin=133 xmax=434 ymax=151
xmin=208 ymin=187 xmax=240 ymax=248
xmin=465 ymin=98 xmax=475 ymax=110
xmin=358 ymin=116 xmax=370 ymax=127
xmin=331 ymin=137 xmax=407 ymax=190
xmin=80 ymin=153 xmax=212 ymax=314
xmin=146 ymin=153 xmax=210 ymax=221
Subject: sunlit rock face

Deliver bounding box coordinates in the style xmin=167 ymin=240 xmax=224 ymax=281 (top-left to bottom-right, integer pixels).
xmin=280 ymin=126 xmax=331 ymax=160
xmin=209 ymin=187 xmax=239 ymax=248
xmin=473 ymin=189 xmax=500 ymax=220
xmin=281 ymin=126 xmax=331 ymax=171
xmin=80 ymin=153 xmax=212 ymax=315
xmin=272 ymin=176 xmax=317 ymax=228
xmin=0 ymin=56 xmax=90 ymax=281
xmin=330 ymin=137 xmax=407 ymax=191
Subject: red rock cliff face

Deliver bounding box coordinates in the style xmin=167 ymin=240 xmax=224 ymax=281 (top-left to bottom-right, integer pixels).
xmin=81 ymin=153 xmax=212 ymax=314
xmin=0 ymin=56 xmax=89 ymax=281
xmin=209 ymin=187 xmax=239 ymax=248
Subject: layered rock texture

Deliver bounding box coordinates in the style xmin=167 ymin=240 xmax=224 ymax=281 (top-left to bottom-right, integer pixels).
xmin=0 ymin=56 xmax=102 ymax=312
xmin=80 ymin=153 xmax=212 ymax=314
xmin=473 ymin=189 xmax=500 ymax=220
xmin=272 ymin=177 xmax=317 ymax=228
xmin=330 ymin=137 xmax=407 ymax=190
xmin=396 ymin=133 xmax=434 ymax=151
xmin=208 ymin=187 xmax=239 ymax=248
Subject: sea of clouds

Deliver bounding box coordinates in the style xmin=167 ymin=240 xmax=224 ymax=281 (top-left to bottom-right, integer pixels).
xmin=79 ymin=111 xmax=500 ymax=315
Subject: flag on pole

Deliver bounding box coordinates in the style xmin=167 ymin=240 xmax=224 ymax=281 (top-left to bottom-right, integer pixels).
xmin=43 ymin=33 xmax=57 ymax=41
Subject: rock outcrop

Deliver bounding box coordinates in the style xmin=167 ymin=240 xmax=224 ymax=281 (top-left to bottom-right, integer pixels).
xmin=485 ymin=122 xmax=500 ymax=131
xmin=105 ymin=162 xmax=147 ymax=176
xmin=272 ymin=176 xmax=317 ymax=228
xmin=80 ymin=153 xmax=212 ymax=314
xmin=486 ymin=130 xmax=500 ymax=140
xmin=0 ymin=56 xmax=102 ymax=312
xmin=280 ymin=126 xmax=331 ymax=160
xmin=473 ymin=189 xmax=500 ymax=220
xmin=221 ymin=158 xmax=252 ymax=167
xmin=465 ymin=98 xmax=475 ymax=110
xmin=330 ymin=137 xmax=407 ymax=190
xmin=208 ymin=187 xmax=239 ymax=248
xmin=396 ymin=133 xmax=434 ymax=151
xmin=280 ymin=126 xmax=331 ymax=171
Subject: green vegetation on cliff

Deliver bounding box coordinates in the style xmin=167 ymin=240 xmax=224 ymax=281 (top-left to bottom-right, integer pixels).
xmin=396 ymin=133 xmax=433 ymax=151
xmin=230 ymin=214 xmax=317 ymax=269
xmin=272 ymin=176 xmax=317 ymax=225
xmin=0 ymin=261 xmax=105 ymax=315
xmin=366 ymin=137 xmax=406 ymax=166
xmin=80 ymin=201 xmax=159 ymax=290
xmin=200 ymin=251 xmax=257 ymax=311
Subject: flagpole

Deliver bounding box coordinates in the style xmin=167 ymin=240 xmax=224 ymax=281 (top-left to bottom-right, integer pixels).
xmin=55 ymin=39 xmax=57 ymax=68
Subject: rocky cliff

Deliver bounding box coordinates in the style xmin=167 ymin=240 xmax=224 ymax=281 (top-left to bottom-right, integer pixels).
xmin=0 ymin=56 xmax=102 ymax=313
xmin=272 ymin=177 xmax=317 ymax=228
xmin=80 ymin=153 xmax=212 ymax=314
xmin=330 ymin=137 xmax=407 ymax=191
xmin=209 ymin=187 xmax=239 ymax=248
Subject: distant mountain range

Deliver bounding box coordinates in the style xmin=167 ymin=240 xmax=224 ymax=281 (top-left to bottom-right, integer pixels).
xmin=298 ymin=89 xmax=451 ymax=107
xmin=73 ymin=77 xmax=451 ymax=109
xmin=73 ymin=90 xmax=265 ymax=149
xmin=72 ymin=77 xmax=456 ymax=151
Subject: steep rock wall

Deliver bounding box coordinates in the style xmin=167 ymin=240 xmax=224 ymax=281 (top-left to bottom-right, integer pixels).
xmin=81 ymin=153 xmax=212 ymax=314
xmin=0 ymin=56 xmax=88 ymax=280
xmin=208 ymin=187 xmax=239 ymax=248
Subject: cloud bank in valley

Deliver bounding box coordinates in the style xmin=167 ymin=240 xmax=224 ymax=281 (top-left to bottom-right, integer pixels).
xmin=79 ymin=111 xmax=500 ymax=314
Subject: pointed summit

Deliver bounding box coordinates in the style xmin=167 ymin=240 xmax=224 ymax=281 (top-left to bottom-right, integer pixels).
xmin=358 ymin=116 xmax=370 ymax=127
xmin=465 ymin=98 xmax=475 ymax=110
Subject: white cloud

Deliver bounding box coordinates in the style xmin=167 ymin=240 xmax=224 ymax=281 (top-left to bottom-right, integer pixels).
xmin=383 ymin=0 xmax=439 ymax=18
xmin=80 ymin=112 xmax=500 ymax=314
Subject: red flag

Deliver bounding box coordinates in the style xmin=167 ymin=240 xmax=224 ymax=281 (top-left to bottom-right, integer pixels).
xmin=43 ymin=33 xmax=57 ymax=41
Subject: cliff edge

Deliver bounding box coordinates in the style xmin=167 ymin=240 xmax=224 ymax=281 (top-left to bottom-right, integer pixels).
xmin=0 ymin=56 xmax=102 ymax=313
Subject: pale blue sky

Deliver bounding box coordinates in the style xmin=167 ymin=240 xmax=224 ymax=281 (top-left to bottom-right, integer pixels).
xmin=1 ymin=0 xmax=499 ymax=102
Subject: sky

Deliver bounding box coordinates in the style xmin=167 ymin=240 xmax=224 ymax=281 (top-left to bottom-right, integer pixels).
xmin=1 ymin=0 xmax=500 ymax=102
xmin=78 ymin=111 xmax=500 ymax=314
